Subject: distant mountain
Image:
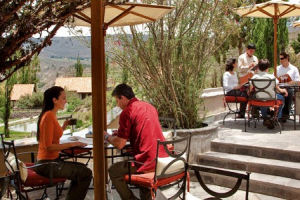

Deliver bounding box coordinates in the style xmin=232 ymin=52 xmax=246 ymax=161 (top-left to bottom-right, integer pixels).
xmin=39 ymin=36 xmax=92 ymax=60
xmin=37 ymin=35 xmax=124 ymax=90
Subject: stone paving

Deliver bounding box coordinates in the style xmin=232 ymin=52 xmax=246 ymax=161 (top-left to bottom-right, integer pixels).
xmin=4 ymin=117 xmax=300 ymax=199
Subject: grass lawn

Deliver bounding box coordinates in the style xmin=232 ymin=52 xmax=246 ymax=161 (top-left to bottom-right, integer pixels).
xmin=0 ymin=127 xmax=31 ymax=140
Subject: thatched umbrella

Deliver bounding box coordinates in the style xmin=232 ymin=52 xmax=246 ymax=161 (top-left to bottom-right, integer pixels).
xmin=70 ymin=1 xmax=174 ymax=199
xmin=235 ymin=0 xmax=300 ymax=77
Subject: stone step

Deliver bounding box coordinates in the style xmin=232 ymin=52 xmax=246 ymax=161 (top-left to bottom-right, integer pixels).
xmin=197 ymin=151 xmax=300 ymax=180
xmin=211 ymin=136 xmax=300 ymax=162
xmin=191 ymin=165 xmax=300 ymax=199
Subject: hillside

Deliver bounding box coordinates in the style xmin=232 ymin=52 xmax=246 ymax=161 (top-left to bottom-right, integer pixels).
xmin=37 ymin=36 xmax=121 ymax=90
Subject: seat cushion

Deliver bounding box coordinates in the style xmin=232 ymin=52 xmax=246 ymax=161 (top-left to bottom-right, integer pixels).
xmin=124 ymin=171 xmax=186 ymax=188
xmin=5 ymin=153 xmax=28 ymax=182
xmin=24 ymin=163 xmax=65 ymax=187
xmin=225 ymin=96 xmax=247 ymax=103
xmin=249 ymin=100 xmax=283 ymax=107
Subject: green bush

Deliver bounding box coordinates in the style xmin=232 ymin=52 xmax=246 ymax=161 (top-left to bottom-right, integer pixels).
xmin=66 ymin=92 xmax=83 ymax=112
xmin=17 ymin=92 xmax=43 ymax=109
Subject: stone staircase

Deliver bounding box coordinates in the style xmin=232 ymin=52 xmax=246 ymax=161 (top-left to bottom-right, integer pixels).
xmin=196 ymin=133 xmax=300 ymax=199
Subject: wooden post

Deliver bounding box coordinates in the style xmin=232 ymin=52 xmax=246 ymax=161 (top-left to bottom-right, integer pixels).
xmin=273 ymin=17 xmax=278 ymax=78
xmin=91 ymin=0 xmax=106 ymax=199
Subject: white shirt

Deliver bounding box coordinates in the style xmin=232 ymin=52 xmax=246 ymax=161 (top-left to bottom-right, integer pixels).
xmin=238 ymin=53 xmax=258 ymax=77
xmin=252 ymin=71 xmax=278 ymax=99
xmin=276 ymin=63 xmax=300 ymax=81
xmin=223 ymin=71 xmax=238 ymax=93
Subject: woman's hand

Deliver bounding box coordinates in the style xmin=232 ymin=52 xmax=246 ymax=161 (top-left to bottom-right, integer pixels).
xmin=62 ymin=120 xmax=70 ymax=130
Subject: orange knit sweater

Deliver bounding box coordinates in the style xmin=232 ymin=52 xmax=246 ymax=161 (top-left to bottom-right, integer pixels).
xmin=37 ymin=111 xmax=63 ymax=160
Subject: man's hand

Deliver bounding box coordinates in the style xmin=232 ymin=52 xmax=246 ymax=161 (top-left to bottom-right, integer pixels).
xmin=249 ymin=62 xmax=256 ymax=69
xmin=112 ymin=130 xmax=118 ymax=136
xmin=282 ymin=89 xmax=288 ymax=97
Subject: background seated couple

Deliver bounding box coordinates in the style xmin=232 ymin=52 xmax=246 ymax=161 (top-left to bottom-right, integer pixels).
xmin=223 ymin=58 xmax=288 ymax=129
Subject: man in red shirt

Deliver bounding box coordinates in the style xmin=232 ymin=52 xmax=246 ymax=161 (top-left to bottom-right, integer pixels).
xmin=104 ymin=83 xmax=167 ymax=200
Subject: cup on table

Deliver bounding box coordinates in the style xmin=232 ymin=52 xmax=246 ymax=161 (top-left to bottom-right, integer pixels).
xmin=69 ymin=118 xmax=77 ymax=126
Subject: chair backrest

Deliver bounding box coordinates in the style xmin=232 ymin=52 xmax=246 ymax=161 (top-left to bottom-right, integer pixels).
xmin=154 ymin=135 xmax=191 ymax=180
xmin=0 ymin=134 xmax=20 ymax=174
xmin=250 ymin=78 xmax=276 ymax=101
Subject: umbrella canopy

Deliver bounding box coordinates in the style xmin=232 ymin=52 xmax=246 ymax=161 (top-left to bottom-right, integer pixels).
xmin=70 ymin=2 xmax=174 ymax=199
xmin=235 ymin=0 xmax=300 ymax=77
xmin=293 ymin=21 xmax=300 ymax=27
xmin=72 ymin=3 xmax=174 ymax=28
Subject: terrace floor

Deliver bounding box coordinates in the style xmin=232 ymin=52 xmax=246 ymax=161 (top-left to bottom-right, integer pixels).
xmin=4 ymin=116 xmax=300 ymax=200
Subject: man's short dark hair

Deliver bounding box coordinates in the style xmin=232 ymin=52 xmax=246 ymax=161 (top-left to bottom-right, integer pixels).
xmin=280 ymin=52 xmax=289 ymax=61
xmin=257 ymin=59 xmax=270 ymax=71
xmin=247 ymin=43 xmax=256 ymax=50
xmin=112 ymin=83 xmax=135 ymax=99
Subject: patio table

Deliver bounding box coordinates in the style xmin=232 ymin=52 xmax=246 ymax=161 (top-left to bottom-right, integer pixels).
xmin=60 ymin=136 xmax=132 ymax=165
xmin=278 ymin=83 xmax=300 ymax=130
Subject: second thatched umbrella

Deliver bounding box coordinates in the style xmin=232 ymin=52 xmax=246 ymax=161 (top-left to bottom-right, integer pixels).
xmin=235 ymin=0 xmax=300 ymax=77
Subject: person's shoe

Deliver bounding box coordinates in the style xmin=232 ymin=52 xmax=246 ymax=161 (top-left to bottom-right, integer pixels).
xmin=263 ymin=119 xmax=272 ymax=127
xmin=279 ymin=118 xmax=287 ymax=123
xmin=282 ymin=115 xmax=290 ymax=120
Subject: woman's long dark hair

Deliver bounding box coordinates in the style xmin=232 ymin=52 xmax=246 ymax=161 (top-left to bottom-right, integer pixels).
xmin=37 ymin=86 xmax=64 ymax=141
xmin=225 ymin=58 xmax=237 ymax=72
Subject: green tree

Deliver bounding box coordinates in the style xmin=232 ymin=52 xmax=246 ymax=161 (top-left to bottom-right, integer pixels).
xmin=0 ymin=0 xmax=89 ymax=82
xmin=74 ymin=55 xmax=83 ymax=77
xmin=112 ymin=0 xmax=237 ymax=128
xmin=250 ymin=18 xmax=288 ymax=67
xmin=291 ymin=33 xmax=300 ymax=54
xmin=1 ymin=73 xmax=17 ymax=137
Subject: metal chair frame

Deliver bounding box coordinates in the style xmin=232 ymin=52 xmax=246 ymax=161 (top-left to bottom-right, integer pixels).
xmin=189 ymin=164 xmax=250 ymax=200
xmin=127 ymin=135 xmax=191 ymax=200
xmin=246 ymin=78 xmax=282 ymax=133
xmin=1 ymin=134 xmax=65 ymax=200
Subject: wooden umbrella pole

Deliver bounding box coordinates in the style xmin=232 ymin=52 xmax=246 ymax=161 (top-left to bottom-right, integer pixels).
xmin=91 ymin=0 xmax=106 ymax=199
xmin=274 ymin=17 xmax=278 ymax=78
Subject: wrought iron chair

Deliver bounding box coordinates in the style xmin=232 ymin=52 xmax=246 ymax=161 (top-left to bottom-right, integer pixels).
xmin=124 ymin=135 xmax=191 ymax=200
xmin=1 ymin=134 xmax=66 ymax=200
xmin=222 ymin=87 xmax=248 ymax=125
xmin=246 ymin=79 xmax=283 ymax=133
xmin=189 ymin=164 xmax=250 ymax=200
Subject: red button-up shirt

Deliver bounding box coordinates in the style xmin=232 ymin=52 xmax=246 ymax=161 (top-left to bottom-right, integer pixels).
xmin=117 ymin=98 xmax=167 ymax=172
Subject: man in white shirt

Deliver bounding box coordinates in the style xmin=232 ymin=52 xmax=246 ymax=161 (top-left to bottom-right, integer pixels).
xmin=238 ymin=44 xmax=258 ymax=77
xmin=276 ymin=52 xmax=300 ymax=118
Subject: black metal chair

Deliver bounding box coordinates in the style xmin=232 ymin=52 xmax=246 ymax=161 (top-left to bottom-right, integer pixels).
xmin=124 ymin=135 xmax=191 ymax=200
xmin=189 ymin=164 xmax=250 ymax=200
xmin=222 ymin=87 xmax=248 ymax=125
xmin=246 ymin=79 xmax=283 ymax=133
xmin=1 ymin=134 xmax=65 ymax=200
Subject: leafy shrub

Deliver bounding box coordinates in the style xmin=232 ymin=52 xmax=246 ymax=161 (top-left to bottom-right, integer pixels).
xmin=17 ymin=92 xmax=43 ymax=109
xmin=66 ymin=91 xmax=83 ymax=112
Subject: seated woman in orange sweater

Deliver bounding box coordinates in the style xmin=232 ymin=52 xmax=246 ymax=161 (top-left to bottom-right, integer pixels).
xmin=34 ymin=86 xmax=92 ymax=200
